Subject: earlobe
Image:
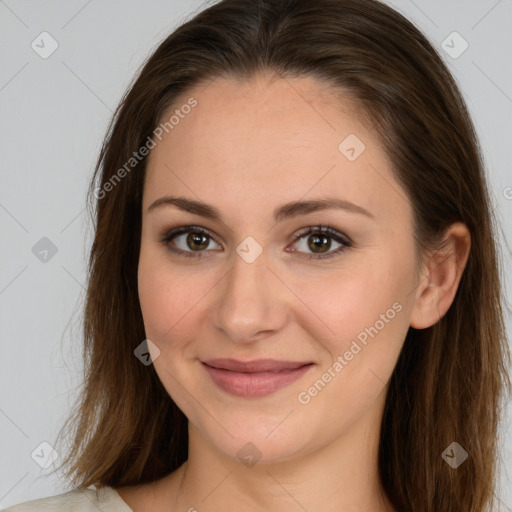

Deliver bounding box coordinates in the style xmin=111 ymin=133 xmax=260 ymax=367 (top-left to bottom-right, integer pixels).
xmin=409 ymin=222 xmax=471 ymax=330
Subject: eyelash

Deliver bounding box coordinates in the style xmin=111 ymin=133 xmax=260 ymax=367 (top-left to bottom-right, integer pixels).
xmin=159 ymin=224 xmax=352 ymax=260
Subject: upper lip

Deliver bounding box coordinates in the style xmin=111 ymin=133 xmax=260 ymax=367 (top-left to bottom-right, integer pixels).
xmin=202 ymin=358 xmax=313 ymax=373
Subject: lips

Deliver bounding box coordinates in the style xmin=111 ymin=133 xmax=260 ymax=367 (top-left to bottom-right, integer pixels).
xmin=201 ymin=358 xmax=314 ymax=398
xmin=202 ymin=358 xmax=311 ymax=373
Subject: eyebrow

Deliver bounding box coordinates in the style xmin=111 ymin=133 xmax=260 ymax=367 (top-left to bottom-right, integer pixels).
xmin=147 ymin=195 xmax=375 ymax=222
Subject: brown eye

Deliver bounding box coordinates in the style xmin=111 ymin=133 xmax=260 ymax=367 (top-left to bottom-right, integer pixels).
xmin=160 ymin=226 xmax=222 ymax=258
xmin=185 ymin=232 xmax=210 ymax=251
xmin=307 ymin=234 xmax=332 ymax=254
xmin=290 ymin=225 xmax=352 ymax=260
xmin=160 ymin=224 xmax=352 ymax=261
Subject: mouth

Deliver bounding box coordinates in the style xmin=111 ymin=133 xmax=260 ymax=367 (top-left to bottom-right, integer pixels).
xmin=201 ymin=358 xmax=314 ymax=398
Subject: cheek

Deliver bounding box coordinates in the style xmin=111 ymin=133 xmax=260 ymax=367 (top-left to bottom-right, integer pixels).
xmin=137 ymin=246 xmax=203 ymax=343
xmin=137 ymin=257 xmax=209 ymax=417
xmin=293 ymin=251 xmax=414 ymax=377
xmin=291 ymin=265 xmax=412 ymax=432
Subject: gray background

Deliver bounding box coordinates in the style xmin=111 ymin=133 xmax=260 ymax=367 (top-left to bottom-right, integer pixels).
xmin=1 ymin=0 xmax=511 ymax=508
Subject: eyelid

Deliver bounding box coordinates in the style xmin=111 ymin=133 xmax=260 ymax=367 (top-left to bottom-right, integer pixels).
xmin=288 ymin=225 xmax=352 ymax=260
xmin=159 ymin=225 xmax=222 ymax=255
xmin=292 ymin=225 xmax=352 ymax=245
xmin=159 ymin=223 xmax=352 ymax=259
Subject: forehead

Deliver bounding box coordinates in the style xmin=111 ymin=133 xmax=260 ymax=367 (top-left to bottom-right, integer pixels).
xmin=143 ymin=73 xmax=410 ymax=225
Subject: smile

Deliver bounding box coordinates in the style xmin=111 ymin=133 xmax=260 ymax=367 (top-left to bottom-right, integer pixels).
xmin=201 ymin=358 xmax=315 ymax=398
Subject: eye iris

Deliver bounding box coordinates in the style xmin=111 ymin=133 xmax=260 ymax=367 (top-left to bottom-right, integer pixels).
xmin=308 ymin=234 xmax=331 ymax=253
xmin=187 ymin=232 xmax=209 ymax=251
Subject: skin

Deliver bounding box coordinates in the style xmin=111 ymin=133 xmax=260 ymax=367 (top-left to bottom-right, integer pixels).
xmin=116 ymin=72 xmax=471 ymax=511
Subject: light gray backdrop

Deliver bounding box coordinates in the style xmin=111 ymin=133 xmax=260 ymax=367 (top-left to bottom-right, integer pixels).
xmin=1 ymin=0 xmax=511 ymax=509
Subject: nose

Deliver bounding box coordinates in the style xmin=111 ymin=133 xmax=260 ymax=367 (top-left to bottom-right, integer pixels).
xmin=211 ymin=247 xmax=290 ymax=344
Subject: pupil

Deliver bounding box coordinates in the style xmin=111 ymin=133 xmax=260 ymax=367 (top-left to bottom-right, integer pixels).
xmin=184 ymin=233 xmax=332 ymax=253
xmin=188 ymin=233 xmax=208 ymax=251
xmin=309 ymin=235 xmax=330 ymax=253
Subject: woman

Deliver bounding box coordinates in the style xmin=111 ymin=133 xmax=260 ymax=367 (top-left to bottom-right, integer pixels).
xmin=5 ymin=0 xmax=510 ymax=510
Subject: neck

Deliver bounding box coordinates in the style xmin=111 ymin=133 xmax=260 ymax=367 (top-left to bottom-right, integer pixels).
xmin=165 ymin=409 xmax=395 ymax=511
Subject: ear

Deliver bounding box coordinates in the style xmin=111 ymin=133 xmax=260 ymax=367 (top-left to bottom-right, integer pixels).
xmin=410 ymin=222 xmax=471 ymax=329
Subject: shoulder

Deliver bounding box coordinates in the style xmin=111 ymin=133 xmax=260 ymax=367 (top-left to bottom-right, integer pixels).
xmin=1 ymin=486 xmax=133 ymax=512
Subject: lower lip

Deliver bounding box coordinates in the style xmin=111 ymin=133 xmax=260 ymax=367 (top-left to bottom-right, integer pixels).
xmin=201 ymin=362 xmax=314 ymax=398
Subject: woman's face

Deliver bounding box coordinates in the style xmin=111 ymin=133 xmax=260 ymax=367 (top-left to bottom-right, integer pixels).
xmin=138 ymin=73 xmax=419 ymax=465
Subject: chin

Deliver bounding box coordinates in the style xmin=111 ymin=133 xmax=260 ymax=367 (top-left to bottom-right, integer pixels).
xmin=198 ymin=417 xmax=316 ymax=467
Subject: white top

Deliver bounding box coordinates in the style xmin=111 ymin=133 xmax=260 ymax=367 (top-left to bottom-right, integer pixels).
xmin=1 ymin=486 xmax=133 ymax=512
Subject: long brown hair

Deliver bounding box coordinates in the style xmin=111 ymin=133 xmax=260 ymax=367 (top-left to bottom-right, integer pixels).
xmin=53 ymin=0 xmax=511 ymax=509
